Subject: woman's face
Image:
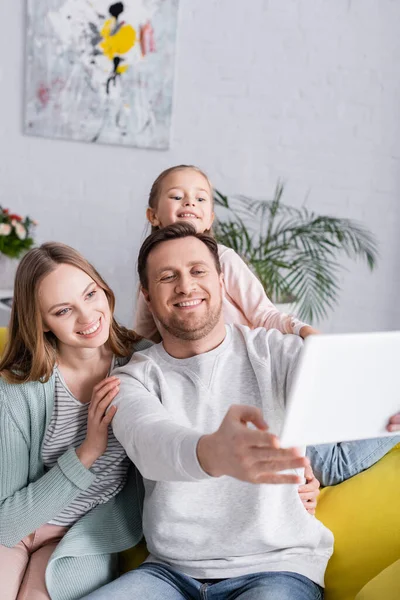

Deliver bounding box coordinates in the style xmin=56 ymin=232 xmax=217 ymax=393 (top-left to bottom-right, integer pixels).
xmin=38 ymin=263 xmax=111 ymax=350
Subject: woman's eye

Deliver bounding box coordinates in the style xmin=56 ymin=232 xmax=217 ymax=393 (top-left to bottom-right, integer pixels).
xmin=55 ymin=307 xmax=70 ymax=317
xmin=87 ymin=290 xmax=97 ymax=299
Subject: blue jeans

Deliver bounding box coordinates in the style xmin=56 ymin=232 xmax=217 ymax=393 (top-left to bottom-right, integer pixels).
xmin=307 ymin=436 xmax=399 ymax=487
xmin=81 ymin=563 xmax=323 ymax=599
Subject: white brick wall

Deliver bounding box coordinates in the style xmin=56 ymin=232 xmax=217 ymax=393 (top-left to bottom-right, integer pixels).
xmin=1 ymin=0 xmax=399 ymax=332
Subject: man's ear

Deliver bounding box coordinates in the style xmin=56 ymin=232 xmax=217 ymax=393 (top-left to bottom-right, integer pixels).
xmin=146 ymin=207 xmax=161 ymax=228
xmin=141 ymin=287 xmax=151 ymax=304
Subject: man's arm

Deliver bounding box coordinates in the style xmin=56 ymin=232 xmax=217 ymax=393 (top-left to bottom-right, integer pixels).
xmin=112 ymin=370 xmax=308 ymax=484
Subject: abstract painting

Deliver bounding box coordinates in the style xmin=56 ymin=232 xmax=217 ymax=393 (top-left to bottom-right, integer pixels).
xmin=24 ymin=0 xmax=179 ymax=149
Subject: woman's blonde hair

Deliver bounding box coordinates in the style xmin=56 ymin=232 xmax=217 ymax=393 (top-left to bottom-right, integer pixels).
xmin=148 ymin=165 xmax=214 ymax=233
xmin=0 ymin=242 xmax=141 ymax=384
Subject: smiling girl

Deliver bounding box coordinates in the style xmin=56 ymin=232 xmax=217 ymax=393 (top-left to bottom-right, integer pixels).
xmin=0 ymin=242 xmax=149 ymax=600
xmin=135 ymin=165 xmax=319 ymax=342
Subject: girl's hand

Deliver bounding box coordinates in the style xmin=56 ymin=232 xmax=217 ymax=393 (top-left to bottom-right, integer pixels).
xmin=387 ymin=412 xmax=400 ymax=432
xmin=299 ymin=325 xmax=320 ymax=339
xmin=76 ymin=376 xmax=120 ymax=468
xmin=298 ymin=464 xmax=320 ymax=515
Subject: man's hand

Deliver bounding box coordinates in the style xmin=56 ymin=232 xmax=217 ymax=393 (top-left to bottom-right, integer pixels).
xmin=387 ymin=412 xmax=400 ymax=432
xmin=197 ymin=405 xmax=308 ymax=484
xmin=298 ymin=464 xmax=320 ymax=515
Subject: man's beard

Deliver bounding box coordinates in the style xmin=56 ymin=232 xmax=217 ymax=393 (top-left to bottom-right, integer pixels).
xmin=156 ymin=298 xmax=223 ymax=341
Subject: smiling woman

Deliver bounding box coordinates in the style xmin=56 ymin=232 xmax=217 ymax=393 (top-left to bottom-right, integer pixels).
xmin=0 ymin=242 xmax=150 ymax=600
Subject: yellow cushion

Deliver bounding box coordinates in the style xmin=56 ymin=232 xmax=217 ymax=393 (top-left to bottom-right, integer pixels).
xmin=0 ymin=327 xmax=7 ymax=356
xmin=119 ymin=538 xmax=149 ymax=574
xmin=355 ymin=558 xmax=400 ymax=600
xmin=316 ymin=443 xmax=400 ymax=600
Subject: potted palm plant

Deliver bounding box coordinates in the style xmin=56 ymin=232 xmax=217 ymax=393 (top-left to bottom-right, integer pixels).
xmin=213 ymin=183 xmax=378 ymax=324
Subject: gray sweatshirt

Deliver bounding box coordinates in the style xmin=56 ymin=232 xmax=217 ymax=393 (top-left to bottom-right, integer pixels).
xmin=112 ymin=325 xmax=333 ymax=586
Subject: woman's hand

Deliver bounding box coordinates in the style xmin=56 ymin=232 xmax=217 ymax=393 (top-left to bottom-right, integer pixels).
xmin=76 ymin=376 xmax=120 ymax=468
xmin=298 ymin=464 xmax=320 ymax=515
xmin=387 ymin=412 xmax=400 ymax=432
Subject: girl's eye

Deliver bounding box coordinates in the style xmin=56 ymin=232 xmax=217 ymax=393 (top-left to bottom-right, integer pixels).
xmin=55 ymin=307 xmax=71 ymax=317
xmin=197 ymin=197 xmax=207 ymax=202
xmin=172 ymin=195 xmax=182 ymax=201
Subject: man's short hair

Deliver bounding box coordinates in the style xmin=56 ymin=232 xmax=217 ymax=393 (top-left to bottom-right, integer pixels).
xmin=138 ymin=223 xmax=222 ymax=289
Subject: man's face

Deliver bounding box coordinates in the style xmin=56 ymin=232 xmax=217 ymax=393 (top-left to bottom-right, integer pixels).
xmin=143 ymin=237 xmax=224 ymax=341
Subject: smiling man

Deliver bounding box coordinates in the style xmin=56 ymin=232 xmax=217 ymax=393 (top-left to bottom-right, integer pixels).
xmin=81 ymin=222 xmax=337 ymax=600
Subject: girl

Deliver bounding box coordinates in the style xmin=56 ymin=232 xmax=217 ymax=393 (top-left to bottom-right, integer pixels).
xmin=0 ymin=242 xmax=150 ymax=600
xmin=134 ymin=164 xmax=319 ymax=342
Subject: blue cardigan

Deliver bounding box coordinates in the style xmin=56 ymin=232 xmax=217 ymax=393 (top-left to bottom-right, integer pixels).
xmin=0 ymin=340 xmax=150 ymax=600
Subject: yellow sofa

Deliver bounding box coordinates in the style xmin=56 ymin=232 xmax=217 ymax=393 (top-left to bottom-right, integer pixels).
xmin=0 ymin=327 xmax=398 ymax=599
xmin=0 ymin=327 xmax=7 ymax=354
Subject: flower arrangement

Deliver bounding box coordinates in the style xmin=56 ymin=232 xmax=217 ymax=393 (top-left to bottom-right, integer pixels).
xmin=0 ymin=206 xmax=37 ymax=259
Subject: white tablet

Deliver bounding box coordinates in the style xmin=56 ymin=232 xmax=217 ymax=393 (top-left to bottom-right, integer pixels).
xmin=280 ymin=331 xmax=400 ymax=447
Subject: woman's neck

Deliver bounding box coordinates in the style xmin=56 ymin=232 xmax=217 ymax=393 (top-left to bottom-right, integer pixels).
xmin=56 ymin=343 xmax=114 ymax=403
xmin=56 ymin=343 xmax=112 ymax=373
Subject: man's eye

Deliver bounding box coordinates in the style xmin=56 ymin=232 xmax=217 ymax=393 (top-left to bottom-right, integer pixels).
xmin=161 ymin=275 xmax=174 ymax=281
xmin=193 ymin=270 xmax=205 ymax=275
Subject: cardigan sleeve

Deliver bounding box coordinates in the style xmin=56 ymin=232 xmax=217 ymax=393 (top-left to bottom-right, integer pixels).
xmin=220 ymin=246 xmax=309 ymax=335
xmin=0 ymin=401 xmax=97 ymax=547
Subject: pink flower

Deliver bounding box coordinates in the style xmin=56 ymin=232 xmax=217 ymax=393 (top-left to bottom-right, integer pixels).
xmin=0 ymin=223 xmax=11 ymax=235
xmin=15 ymin=222 xmax=27 ymax=240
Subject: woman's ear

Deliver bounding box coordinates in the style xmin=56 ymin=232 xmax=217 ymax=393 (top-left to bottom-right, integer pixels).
xmin=146 ymin=207 xmax=160 ymax=228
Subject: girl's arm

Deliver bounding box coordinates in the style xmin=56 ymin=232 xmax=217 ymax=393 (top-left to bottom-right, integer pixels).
xmin=0 ymin=402 xmax=96 ymax=547
xmin=220 ymin=247 xmax=314 ymax=337
xmin=134 ymin=291 xmax=161 ymax=342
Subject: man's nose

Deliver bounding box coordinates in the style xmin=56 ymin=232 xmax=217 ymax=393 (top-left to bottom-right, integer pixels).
xmin=175 ymin=275 xmax=196 ymax=295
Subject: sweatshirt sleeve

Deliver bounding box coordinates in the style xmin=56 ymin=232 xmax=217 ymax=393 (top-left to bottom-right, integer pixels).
xmin=134 ymin=291 xmax=159 ymax=341
xmin=220 ymin=247 xmax=309 ymax=335
xmin=111 ymin=363 xmax=211 ymax=483
xmin=0 ymin=402 xmax=97 ymax=547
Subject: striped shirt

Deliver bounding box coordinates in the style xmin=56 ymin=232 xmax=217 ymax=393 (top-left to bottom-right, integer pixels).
xmin=42 ymin=360 xmax=129 ymax=526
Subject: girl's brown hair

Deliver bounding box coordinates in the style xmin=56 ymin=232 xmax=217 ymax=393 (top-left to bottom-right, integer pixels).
xmin=0 ymin=242 xmax=141 ymax=384
xmin=148 ymin=165 xmax=214 ymax=233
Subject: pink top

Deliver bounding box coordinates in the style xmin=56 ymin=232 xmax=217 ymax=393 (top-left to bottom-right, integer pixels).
xmin=134 ymin=244 xmax=308 ymax=340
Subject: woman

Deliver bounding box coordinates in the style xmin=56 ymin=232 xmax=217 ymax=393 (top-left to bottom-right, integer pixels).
xmin=0 ymin=242 xmax=150 ymax=600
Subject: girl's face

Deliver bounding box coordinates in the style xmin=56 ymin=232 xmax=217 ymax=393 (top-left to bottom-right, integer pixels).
xmin=147 ymin=169 xmax=215 ymax=233
xmin=38 ymin=263 xmax=111 ymax=351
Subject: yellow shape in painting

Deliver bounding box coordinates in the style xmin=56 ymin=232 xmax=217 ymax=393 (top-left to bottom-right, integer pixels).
xmin=116 ymin=64 xmax=129 ymax=74
xmin=100 ymin=18 xmax=136 ymax=60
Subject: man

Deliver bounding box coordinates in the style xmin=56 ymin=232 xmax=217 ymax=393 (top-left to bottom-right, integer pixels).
xmin=84 ymin=223 xmax=399 ymax=600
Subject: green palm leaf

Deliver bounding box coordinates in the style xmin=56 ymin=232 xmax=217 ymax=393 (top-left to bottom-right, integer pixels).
xmin=213 ymin=184 xmax=378 ymax=323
